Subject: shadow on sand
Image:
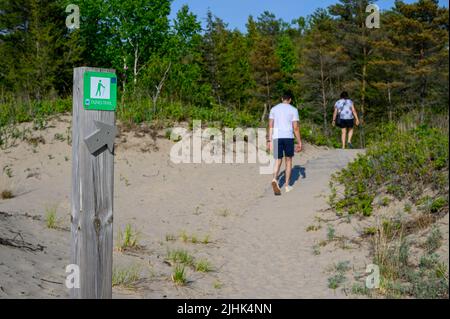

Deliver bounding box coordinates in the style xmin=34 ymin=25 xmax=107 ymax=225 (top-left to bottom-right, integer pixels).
xmin=278 ymin=165 xmax=306 ymax=187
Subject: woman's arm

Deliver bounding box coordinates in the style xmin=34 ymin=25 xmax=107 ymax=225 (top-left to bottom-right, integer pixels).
xmin=352 ymin=105 xmax=360 ymax=126
xmin=332 ymin=107 xmax=338 ymax=126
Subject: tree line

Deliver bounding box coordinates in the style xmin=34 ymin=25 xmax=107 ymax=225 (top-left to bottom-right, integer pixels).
xmin=0 ymin=0 xmax=448 ymax=143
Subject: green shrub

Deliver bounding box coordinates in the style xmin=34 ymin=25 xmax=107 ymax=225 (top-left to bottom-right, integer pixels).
xmin=430 ymin=197 xmax=447 ymax=214
xmin=329 ymin=125 xmax=449 ymax=216
xmin=300 ymin=122 xmax=337 ymax=147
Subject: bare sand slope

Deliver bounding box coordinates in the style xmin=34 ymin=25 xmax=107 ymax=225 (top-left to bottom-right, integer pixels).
xmin=0 ymin=115 xmax=363 ymax=298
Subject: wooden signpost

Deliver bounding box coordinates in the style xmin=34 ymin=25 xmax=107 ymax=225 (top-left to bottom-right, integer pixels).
xmin=71 ymin=67 xmax=117 ymax=298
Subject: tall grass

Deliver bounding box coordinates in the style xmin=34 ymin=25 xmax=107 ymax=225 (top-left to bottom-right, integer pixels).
xmin=0 ymin=98 xmax=71 ymax=128
xmin=371 ymin=219 xmax=448 ymax=298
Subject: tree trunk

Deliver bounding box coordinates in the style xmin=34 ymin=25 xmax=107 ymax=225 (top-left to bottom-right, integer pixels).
xmin=319 ymin=51 xmax=328 ymax=134
xmin=388 ymin=84 xmax=392 ymax=122
xmin=359 ymin=38 xmax=368 ymax=149
xmin=152 ymin=62 xmax=171 ymax=114
xmin=261 ymin=103 xmax=268 ymax=122
xmin=420 ymin=77 xmax=427 ymax=125
xmin=419 ymin=47 xmax=427 ymax=124
xmin=133 ymin=44 xmax=139 ymax=89
xmin=121 ymin=58 xmax=127 ymax=110
xmin=360 ymin=62 xmax=367 ymax=148
xmin=265 ymin=71 xmax=271 ymax=111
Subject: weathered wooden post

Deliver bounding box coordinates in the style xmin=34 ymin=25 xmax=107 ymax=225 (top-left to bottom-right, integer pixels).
xmin=71 ymin=67 xmax=117 ymax=298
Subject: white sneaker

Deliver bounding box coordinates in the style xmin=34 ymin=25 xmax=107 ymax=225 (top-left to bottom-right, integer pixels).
xmin=285 ymin=186 xmax=293 ymax=193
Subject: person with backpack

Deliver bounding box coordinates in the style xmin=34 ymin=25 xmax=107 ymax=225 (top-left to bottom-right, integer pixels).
xmin=332 ymin=91 xmax=360 ymax=149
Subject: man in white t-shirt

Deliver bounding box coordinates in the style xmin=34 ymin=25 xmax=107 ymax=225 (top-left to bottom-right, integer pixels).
xmin=267 ymin=92 xmax=302 ymax=195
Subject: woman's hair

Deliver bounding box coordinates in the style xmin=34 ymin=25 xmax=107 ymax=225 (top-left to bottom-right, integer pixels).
xmin=340 ymin=91 xmax=349 ymax=99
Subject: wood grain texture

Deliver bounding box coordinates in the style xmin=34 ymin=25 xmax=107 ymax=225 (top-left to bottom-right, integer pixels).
xmin=71 ymin=67 xmax=115 ymax=299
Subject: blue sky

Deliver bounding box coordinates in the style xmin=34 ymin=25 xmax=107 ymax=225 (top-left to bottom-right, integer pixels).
xmin=169 ymin=0 xmax=449 ymax=31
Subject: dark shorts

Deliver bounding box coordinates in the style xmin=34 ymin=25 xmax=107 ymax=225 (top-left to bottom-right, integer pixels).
xmin=338 ymin=119 xmax=354 ymax=128
xmin=273 ymin=138 xmax=295 ymax=159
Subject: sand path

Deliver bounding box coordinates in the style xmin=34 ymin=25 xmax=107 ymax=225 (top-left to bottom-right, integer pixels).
xmin=214 ymin=149 xmax=361 ymax=298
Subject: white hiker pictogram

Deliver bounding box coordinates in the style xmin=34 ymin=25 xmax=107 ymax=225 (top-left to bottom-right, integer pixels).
xmin=90 ymin=77 xmax=110 ymax=99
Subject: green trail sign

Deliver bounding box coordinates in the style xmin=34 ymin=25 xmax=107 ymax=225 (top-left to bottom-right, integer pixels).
xmin=83 ymin=71 xmax=117 ymax=111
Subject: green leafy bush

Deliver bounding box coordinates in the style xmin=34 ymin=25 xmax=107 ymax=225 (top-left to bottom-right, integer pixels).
xmin=329 ymin=125 xmax=449 ymax=216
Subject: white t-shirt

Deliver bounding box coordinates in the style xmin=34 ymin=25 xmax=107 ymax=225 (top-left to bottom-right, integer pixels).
xmin=269 ymin=103 xmax=300 ymax=139
xmin=335 ymin=99 xmax=354 ymax=120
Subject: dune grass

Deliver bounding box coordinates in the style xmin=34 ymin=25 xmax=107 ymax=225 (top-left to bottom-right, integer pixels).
xmin=327 ymin=261 xmax=351 ymax=290
xmin=368 ymin=218 xmax=448 ymax=298
xmin=165 ymin=233 xmax=176 ymax=242
xmin=166 ymin=249 xmax=194 ymax=267
xmin=112 ymin=265 xmax=141 ymax=288
xmin=116 ymin=224 xmax=139 ymax=251
xmin=45 ymin=206 xmax=58 ymax=229
xmin=166 ymin=248 xmax=214 ymax=286
xmin=171 ymin=265 xmax=187 ymax=286
xmin=195 ymin=259 xmax=213 ymax=273
xmin=176 ymin=231 xmax=211 ymax=245
xmin=213 ymin=280 xmax=223 ymax=289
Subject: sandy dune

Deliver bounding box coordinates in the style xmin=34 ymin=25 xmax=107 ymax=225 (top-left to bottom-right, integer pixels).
xmin=0 ymin=115 xmax=364 ymax=298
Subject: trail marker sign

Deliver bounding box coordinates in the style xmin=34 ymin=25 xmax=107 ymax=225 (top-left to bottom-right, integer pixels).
xmin=72 ymin=67 xmax=116 ymax=299
xmin=83 ymin=71 xmax=117 ymax=111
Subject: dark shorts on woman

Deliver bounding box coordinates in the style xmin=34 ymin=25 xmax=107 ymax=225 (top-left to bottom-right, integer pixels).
xmin=338 ymin=119 xmax=354 ymax=128
xmin=273 ymin=138 xmax=295 ymax=159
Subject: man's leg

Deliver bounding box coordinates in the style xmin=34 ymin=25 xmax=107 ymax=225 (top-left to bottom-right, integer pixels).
xmin=273 ymin=159 xmax=283 ymax=181
xmin=284 ymin=139 xmax=295 ymax=192
xmin=271 ymin=159 xmax=283 ymax=195
xmin=271 ymin=139 xmax=283 ymax=195
xmin=341 ymin=128 xmax=347 ymax=149
xmin=285 ymin=157 xmax=293 ymax=188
